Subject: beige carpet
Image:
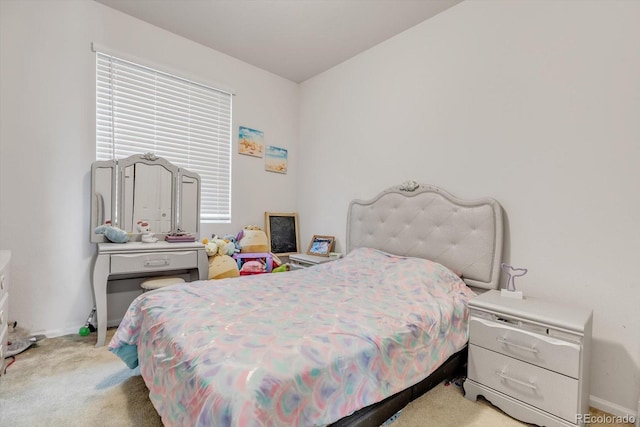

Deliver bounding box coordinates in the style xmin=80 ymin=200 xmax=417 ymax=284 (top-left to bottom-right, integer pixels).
xmin=0 ymin=328 xmax=631 ymax=427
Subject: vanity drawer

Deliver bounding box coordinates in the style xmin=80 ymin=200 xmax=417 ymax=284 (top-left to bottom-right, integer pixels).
xmin=468 ymin=344 xmax=579 ymax=423
xmin=111 ymin=251 xmax=198 ymax=275
xmin=469 ymin=317 xmax=581 ymax=378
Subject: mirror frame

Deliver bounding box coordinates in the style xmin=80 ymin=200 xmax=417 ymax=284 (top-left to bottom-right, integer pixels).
xmin=178 ymin=168 xmax=201 ymax=236
xmin=90 ymin=160 xmax=117 ymax=243
xmin=90 ymin=153 xmax=201 ymax=243
xmin=117 ymin=153 xmax=178 ymax=236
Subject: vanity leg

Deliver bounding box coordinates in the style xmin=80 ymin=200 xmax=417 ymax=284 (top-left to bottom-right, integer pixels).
xmin=92 ymin=254 xmax=110 ymax=347
xmin=197 ymin=249 xmax=208 ymax=280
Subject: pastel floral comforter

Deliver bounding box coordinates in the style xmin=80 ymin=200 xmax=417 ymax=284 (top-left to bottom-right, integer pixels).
xmin=109 ymin=247 xmax=476 ymax=427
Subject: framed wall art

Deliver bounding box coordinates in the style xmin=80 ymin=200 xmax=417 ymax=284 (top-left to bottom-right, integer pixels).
xmin=238 ymin=126 xmax=264 ymax=158
xmin=265 ymin=146 xmax=288 ymax=174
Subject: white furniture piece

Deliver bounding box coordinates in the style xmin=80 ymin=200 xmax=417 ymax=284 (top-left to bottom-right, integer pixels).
xmin=288 ymin=253 xmax=336 ymax=269
xmin=90 ymin=153 xmax=206 ymax=347
xmin=465 ymin=290 xmax=593 ymax=427
xmin=93 ymin=241 xmax=207 ymax=347
xmin=0 ymin=250 xmax=10 ymax=368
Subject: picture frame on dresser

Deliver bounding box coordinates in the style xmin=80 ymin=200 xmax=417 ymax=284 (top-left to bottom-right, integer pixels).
xmin=306 ymin=235 xmax=334 ymax=257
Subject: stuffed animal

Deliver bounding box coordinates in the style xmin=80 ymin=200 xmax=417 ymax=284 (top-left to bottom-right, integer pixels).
xmin=203 ymin=240 xmax=219 ymax=257
xmin=94 ymin=221 xmax=129 ymax=243
xmin=137 ymin=221 xmax=158 ymax=243
xmin=240 ymin=260 xmax=264 ymax=273
xmin=202 ymin=237 xmax=240 ymax=279
xmin=206 ymin=235 xmax=236 ymax=256
xmin=223 ymin=234 xmax=242 ymax=254
xmin=272 ymin=264 xmax=289 ymax=273
xmin=208 ymin=254 xmax=240 ymax=279
xmin=219 ymin=239 xmax=236 ymax=256
xmin=238 ymin=226 xmax=269 ymax=253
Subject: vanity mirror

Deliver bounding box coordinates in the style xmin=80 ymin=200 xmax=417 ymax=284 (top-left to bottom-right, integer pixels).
xmin=90 ymin=153 xmax=201 ymax=242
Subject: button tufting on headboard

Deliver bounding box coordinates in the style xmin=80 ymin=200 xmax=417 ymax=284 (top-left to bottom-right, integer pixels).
xmin=346 ymin=184 xmax=504 ymax=290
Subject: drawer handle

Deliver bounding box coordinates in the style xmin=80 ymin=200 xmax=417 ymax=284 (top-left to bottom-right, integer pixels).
xmin=495 ymin=369 xmax=537 ymax=390
xmin=497 ymin=337 xmax=539 ymax=354
xmin=0 ymin=275 xmax=4 ymax=290
xmin=144 ymin=259 xmax=170 ymax=267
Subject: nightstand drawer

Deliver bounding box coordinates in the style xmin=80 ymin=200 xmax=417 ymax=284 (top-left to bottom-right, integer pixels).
xmin=470 ymin=317 xmax=581 ymax=378
xmin=468 ymin=345 xmax=579 ymax=423
xmin=111 ymin=251 xmax=198 ymax=274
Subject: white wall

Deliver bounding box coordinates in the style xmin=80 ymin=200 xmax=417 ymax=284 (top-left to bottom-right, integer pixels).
xmin=299 ymin=0 xmax=639 ymax=416
xmin=1 ymin=0 xmax=638 ymax=417
xmin=0 ymin=0 xmax=298 ymax=334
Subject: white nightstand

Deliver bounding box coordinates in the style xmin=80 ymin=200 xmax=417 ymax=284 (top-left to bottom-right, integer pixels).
xmin=464 ymin=290 xmax=592 ymax=427
xmin=288 ymin=253 xmax=337 ymax=270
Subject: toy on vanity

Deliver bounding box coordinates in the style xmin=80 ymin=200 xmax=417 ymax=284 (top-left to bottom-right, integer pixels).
xmin=136 ymin=221 xmax=158 ymax=243
xmin=94 ymin=220 xmax=129 ymax=243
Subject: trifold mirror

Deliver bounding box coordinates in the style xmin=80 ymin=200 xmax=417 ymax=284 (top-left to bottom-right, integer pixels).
xmin=90 ymin=153 xmax=201 ymax=243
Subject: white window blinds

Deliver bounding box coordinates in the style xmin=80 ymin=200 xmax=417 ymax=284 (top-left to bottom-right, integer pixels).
xmin=96 ymin=52 xmax=232 ymax=222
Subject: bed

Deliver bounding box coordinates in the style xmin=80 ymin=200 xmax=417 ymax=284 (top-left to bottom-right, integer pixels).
xmin=109 ymin=182 xmax=504 ymax=426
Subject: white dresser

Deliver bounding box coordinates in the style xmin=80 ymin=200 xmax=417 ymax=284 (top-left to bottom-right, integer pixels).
xmin=464 ymin=290 xmax=592 ymax=427
xmin=0 ymin=250 xmax=11 ymax=370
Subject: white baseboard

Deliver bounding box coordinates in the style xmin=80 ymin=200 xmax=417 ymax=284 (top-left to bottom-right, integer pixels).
xmin=590 ymin=395 xmax=638 ymax=423
xmin=21 ymin=316 xmax=123 ymax=341
xmin=30 ymin=325 xmax=80 ymax=338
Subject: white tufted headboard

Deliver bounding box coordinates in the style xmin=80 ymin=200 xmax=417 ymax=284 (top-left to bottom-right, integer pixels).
xmin=347 ymin=182 xmax=504 ymax=290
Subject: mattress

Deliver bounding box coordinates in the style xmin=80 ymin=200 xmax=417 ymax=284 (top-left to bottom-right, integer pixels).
xmin=109 ymin=247 xmax=476 ymax=426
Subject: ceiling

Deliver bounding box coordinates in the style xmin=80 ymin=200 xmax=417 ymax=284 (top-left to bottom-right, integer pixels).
xmin=94 ymin=0 xmax=463 ymax=83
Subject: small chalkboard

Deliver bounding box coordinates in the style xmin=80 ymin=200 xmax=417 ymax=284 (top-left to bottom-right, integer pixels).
xmin=265 ymin=212 xmax=299 ymax=255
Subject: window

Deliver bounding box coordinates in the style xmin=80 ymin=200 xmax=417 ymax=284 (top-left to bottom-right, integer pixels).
xmin=96 ymin=51 xmax=232 ymax=222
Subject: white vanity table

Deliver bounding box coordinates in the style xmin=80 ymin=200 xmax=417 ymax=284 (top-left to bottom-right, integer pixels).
xmin=91 ymin=153 xmax=206 ymax=347
xmin=92 ymin=241 xmax=207 ymax=347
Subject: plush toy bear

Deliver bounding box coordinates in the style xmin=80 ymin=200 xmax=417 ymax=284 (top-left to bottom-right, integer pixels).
xmin=94 ymin=221 xmax=129 ymax=243
xmin=136 ymin=221 xmax=158 ymax=243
